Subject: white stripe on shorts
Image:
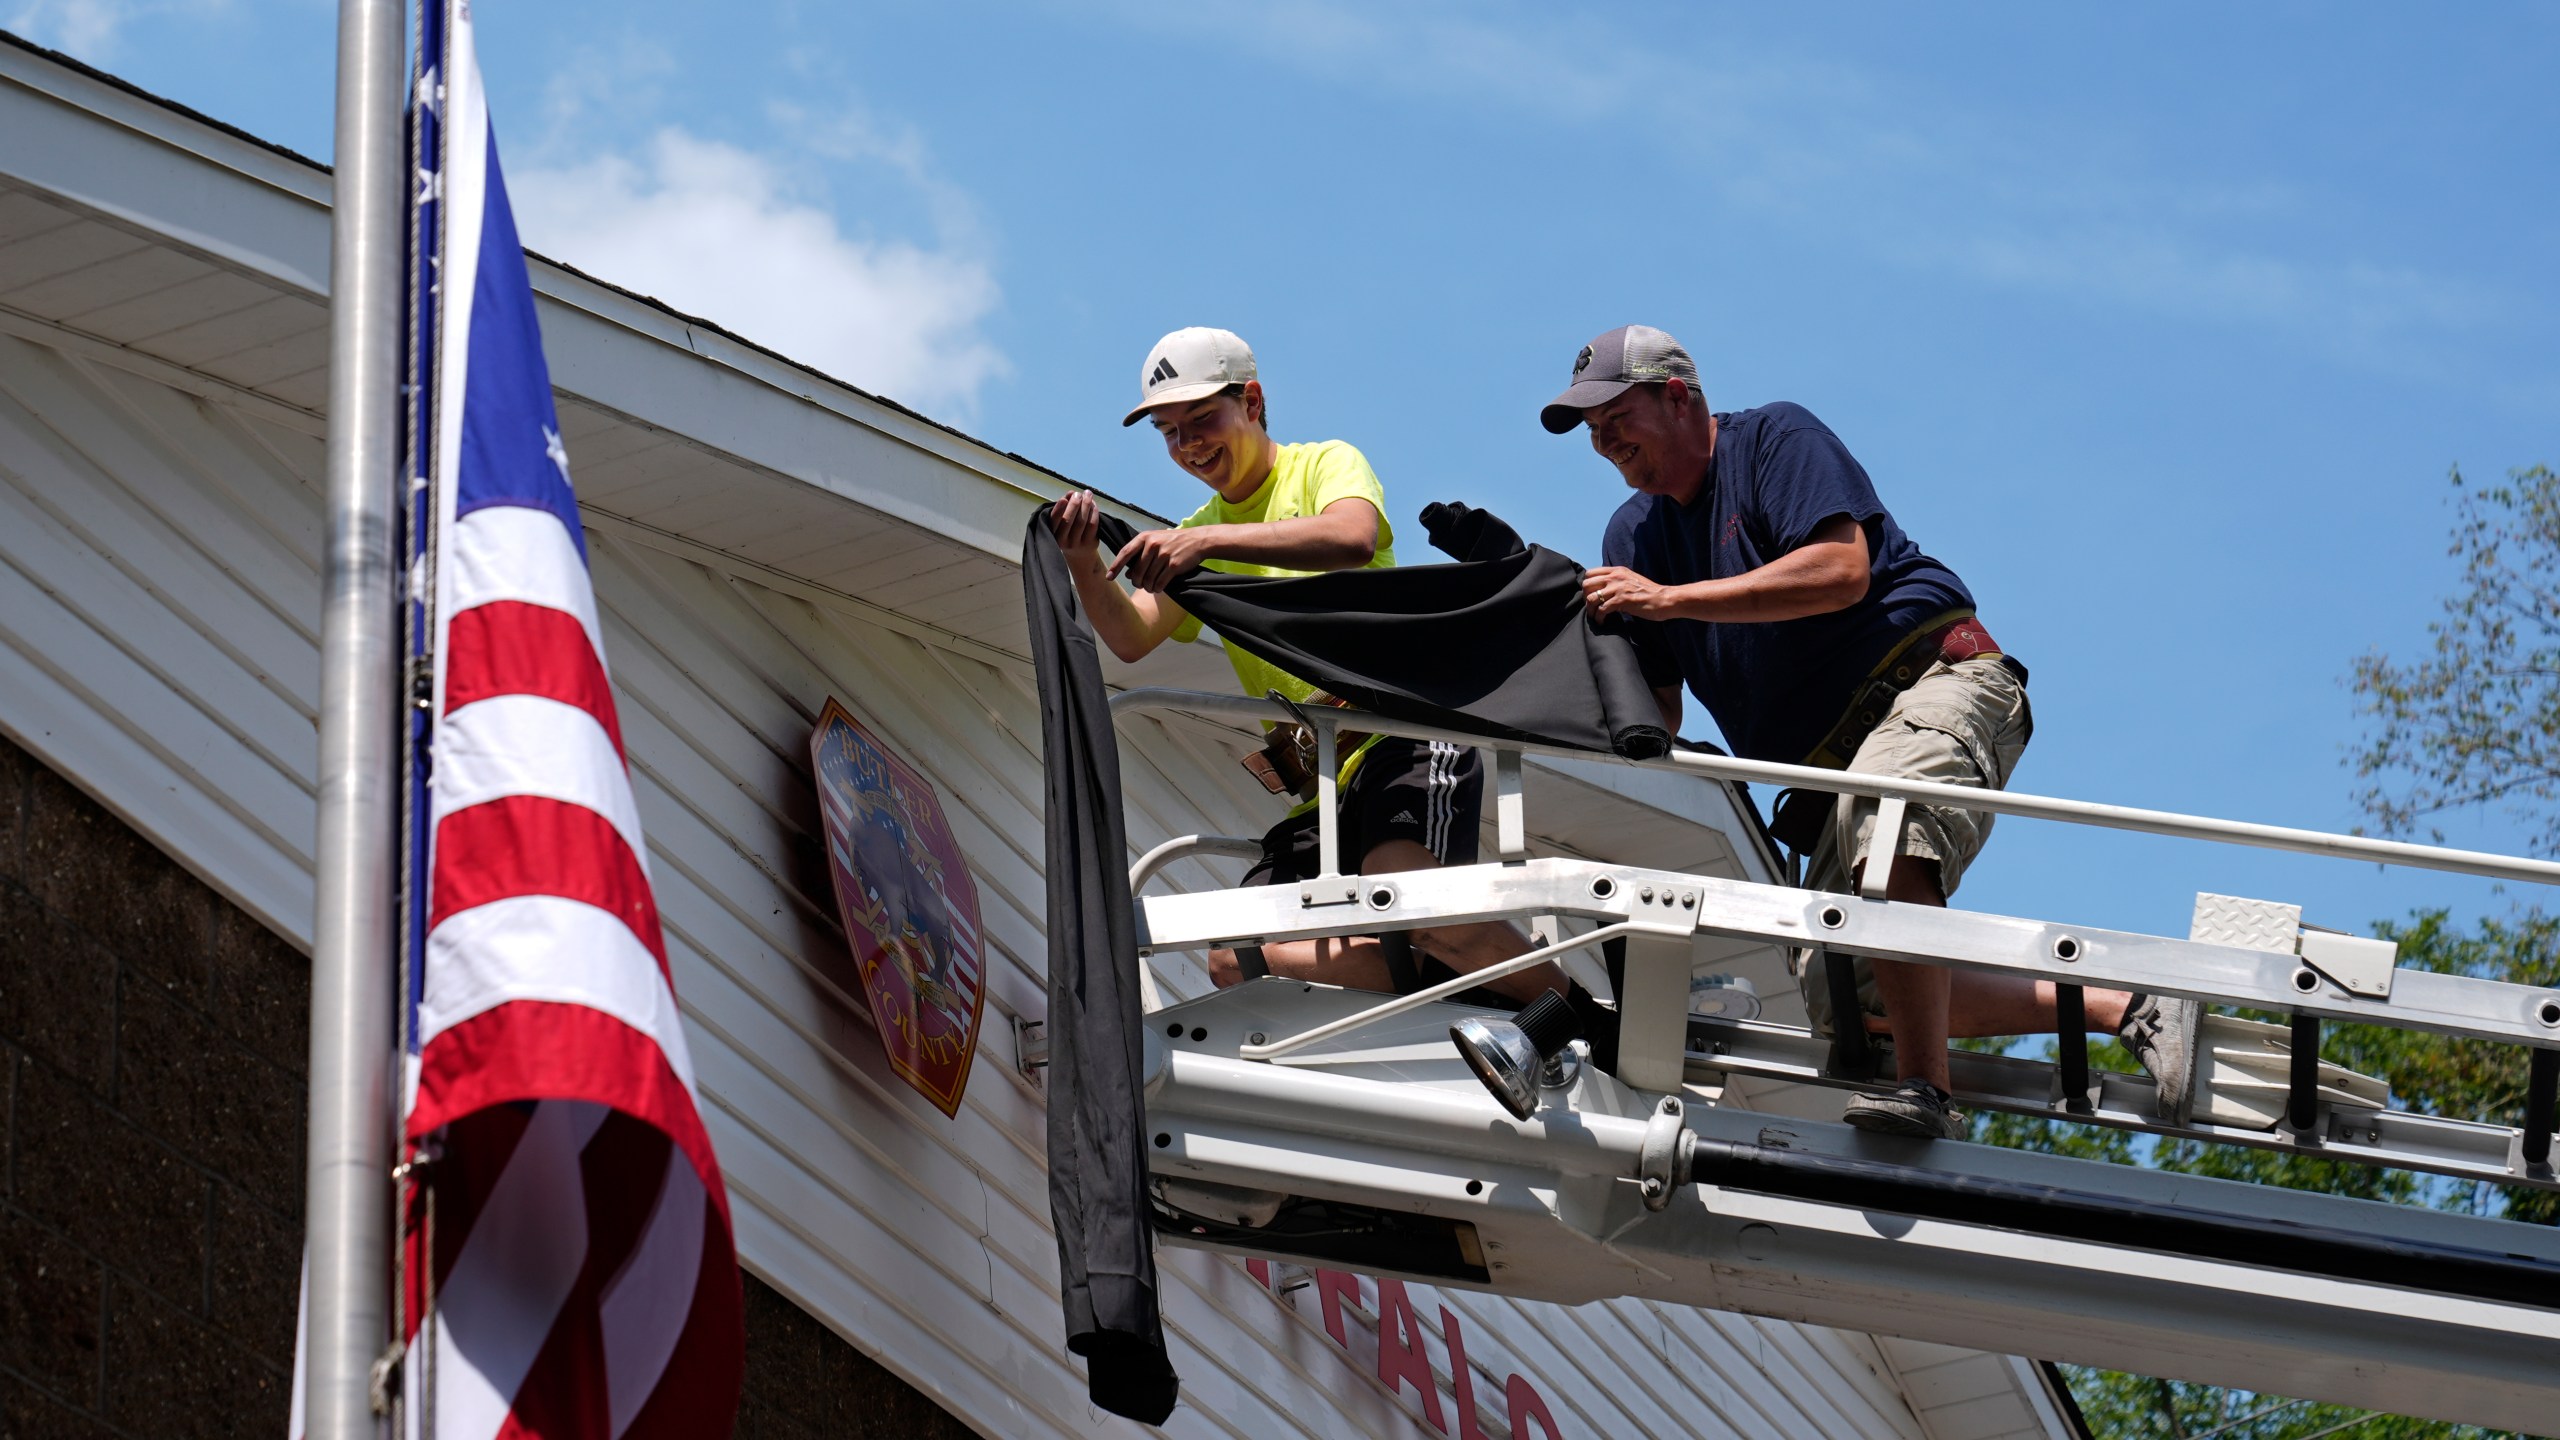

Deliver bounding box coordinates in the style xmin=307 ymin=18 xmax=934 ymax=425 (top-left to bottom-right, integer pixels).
xmin=1425 ymin=741 xmax=1458 ymax=857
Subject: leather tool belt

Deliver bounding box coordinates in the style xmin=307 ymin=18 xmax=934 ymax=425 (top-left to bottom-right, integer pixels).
xmin=1798 ymin=610 xmax=2007 ymax=773
xmin=1772 ymin=610 xmax=2021 ymax=856
xmin=1240 ymin=690 xmax=1373 ymax=800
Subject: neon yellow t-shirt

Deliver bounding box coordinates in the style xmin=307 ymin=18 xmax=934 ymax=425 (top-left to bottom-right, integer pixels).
xmin=1169 ymin=440 xmax=1395 ymax=804
xmin=1169 ymin=439 xmax=1395 ymax=708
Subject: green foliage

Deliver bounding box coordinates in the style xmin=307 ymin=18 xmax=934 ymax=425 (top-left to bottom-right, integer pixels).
xmin=1972 ymin=911 xmax=2560 ymax=1437
xmin=2352 ymin=465 xmax=2560 ymax=851
xmin=1994 ymin=459 xmax=2560 ymax=1436
xmin=2053 ymin=1371 xmax=2520 ymax=1440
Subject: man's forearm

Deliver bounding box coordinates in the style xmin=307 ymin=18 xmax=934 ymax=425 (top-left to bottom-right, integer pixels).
xmin=1190 ymin=512 xmax=1375 ymax=572
xmin=1109 ymin=499 xmax=1381 ymax=591
xmin=1069 ymin=560 xmax=1159 ymax=661
xmin=1657 ymin=576 xmax=1833 ymax=623
xmin=1586 ymin=516 xmax=1870 ymax=626
xmin=1659 ymin=548 xmax=1867 ymax=623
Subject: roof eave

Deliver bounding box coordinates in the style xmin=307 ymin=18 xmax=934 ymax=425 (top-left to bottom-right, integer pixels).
xmin=0 ymin=26 xmax=1167 ymax=563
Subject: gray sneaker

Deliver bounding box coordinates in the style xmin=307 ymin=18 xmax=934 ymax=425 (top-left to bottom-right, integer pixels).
xmin=1844 ymin=1078 xmax=1965 ymax=1140
xmin=2119 ymin=994 xmax=2203 ymax=1123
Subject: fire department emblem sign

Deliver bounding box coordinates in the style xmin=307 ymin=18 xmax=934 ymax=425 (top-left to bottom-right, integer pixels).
xmin=811 ymin=698 xmax=986 ymax=1116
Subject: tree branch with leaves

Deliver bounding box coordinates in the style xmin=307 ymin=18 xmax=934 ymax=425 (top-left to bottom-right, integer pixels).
xmin=2352 ymin=465 xmax=2560 ymax=851
xmin=1993 ymin=461 xmax=2560 ymax=1437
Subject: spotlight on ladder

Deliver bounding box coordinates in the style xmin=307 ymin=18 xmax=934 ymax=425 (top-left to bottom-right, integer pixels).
xmin=1452 ymin=990 xmax=1584 ymax=1120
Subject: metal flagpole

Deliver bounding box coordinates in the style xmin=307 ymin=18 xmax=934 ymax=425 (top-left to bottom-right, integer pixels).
xmin=304 ymin=0 xmax=409 ymax=1433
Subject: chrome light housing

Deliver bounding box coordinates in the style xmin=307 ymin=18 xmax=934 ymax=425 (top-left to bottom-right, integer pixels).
xmin=1451 ymin=1015 xmax=1544 ymax=1120
xmin=1451 ymin=990 xmax=1585 ymax=1120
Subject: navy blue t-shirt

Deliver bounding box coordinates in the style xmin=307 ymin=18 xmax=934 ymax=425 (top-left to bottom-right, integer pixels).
xmin=1601 ymin=402 xmax=1974 ymax=764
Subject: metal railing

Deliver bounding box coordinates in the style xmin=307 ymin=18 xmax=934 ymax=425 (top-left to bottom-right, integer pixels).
xmin=1111 ymin=687 xmax=2560 ymax=1182
xmin=1109 ymin=686 xmax=2560 ymax=890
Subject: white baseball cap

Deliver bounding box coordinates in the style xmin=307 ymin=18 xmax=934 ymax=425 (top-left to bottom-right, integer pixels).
xmin=1122 ymin=327 xmax=1257 ymax=426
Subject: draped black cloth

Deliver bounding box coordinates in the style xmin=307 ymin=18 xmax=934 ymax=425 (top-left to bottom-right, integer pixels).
xmin=1101 ymin=500 xmax=1671 ymax=761
xmin=1020 ymin=499 xmax=1662 ymax=1423
xmin=1022 ymin=506 xmax=1181 ymax=1424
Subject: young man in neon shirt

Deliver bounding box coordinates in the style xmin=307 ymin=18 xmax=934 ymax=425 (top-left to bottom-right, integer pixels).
xmin=1048 ymin=327 xmax=1556 ymax=1002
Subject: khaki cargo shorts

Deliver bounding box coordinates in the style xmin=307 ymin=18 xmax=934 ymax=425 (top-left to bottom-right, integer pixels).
xmin=1799 ymin=653 xmax=2031 ymax=1036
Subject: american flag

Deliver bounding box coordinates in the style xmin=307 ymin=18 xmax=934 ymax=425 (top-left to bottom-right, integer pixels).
xmin=292 ymin=3 xmax=742 ymax=1434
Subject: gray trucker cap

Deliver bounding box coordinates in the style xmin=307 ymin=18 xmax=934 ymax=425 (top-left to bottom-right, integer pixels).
xmin=1540 ymin=324 xmax=1701 ymax=433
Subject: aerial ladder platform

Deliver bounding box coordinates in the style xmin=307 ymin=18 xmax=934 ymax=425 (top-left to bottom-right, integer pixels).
xmin=1102 ymin=689 xmax=2560 ymax=1435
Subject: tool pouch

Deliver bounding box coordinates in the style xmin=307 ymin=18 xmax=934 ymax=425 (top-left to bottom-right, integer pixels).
xmin=1241 ymin=740 xmax=1310 ymax=797
xmin=1236 ymin=692 xmax=1367 ymax=800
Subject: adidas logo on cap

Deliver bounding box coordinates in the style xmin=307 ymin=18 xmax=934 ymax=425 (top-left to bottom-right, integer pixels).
xmin=1124 ymin=326 xmax=1257 ymax=426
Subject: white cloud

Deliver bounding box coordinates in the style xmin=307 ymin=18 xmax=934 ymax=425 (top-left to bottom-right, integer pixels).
xmin=531 ymin=33 xmax=676 ymax=151
xmin=509 ymin=126 xmax=1007 ymax=417
xmin=766 ymin=97 xmax=986 ymax=250
xmin=7 ymin=0 xmax=220 ymax=59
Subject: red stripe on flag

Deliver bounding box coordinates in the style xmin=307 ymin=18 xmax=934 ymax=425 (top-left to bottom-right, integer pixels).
xmin=431 ymin=794 xmax=668 ymax=974
xmin=409 ymin=1103 xmax=743 ymax=1438
xmin=489 ymin=1111 xmax=668 ymax=1440
xmin=409 ymin=1102 xmax=541 ymax=1307
xmin=615 ymin=1202 xmax=745 ymax=1440
xmin=409 ymin=1001 xmax=729 ymax=1232
xmin=445 ymin=600 xmax=625 ymax=759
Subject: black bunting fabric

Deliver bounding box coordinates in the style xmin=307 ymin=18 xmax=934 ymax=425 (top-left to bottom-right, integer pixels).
xmin=1101 ymin=500 xmax=1672 ymax=761
xmin=1020 ymin=499 xmax=1664 ymax=1424
xmin=1022 ymin=505 xmax=1181 ymax=1424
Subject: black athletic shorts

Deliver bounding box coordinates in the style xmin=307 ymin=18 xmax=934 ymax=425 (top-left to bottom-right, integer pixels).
xmin=1242 ymin=736 xmax=1483 ymax=886
xmin=1238 ymin=738 xmax=1516 ymax=1006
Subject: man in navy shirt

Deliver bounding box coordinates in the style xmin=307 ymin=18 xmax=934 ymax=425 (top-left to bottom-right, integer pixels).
xmin=1545 ymin=324 xmax=2199 ymax=1139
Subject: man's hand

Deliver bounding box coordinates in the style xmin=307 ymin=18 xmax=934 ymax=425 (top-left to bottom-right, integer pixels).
xmin=1048 ymin=490 xmax=1105 ymax=572
xmin=1109 ymin=525 xmax=1218 ymax=592
xmin=1046 ymin=489 xmax=1191 ymax=661
xmin=1582 ymin=565 xmax=1676 ymax=620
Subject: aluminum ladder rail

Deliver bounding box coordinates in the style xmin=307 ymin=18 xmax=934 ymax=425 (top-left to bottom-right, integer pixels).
xmin=1136 ymin=852 xmax=2560 ymax=1194
xmin=1136 ymin=980 xmax=2560 ymax=1435
xmin=1113 ymin=688 xmax=2560 ymax=1185
xmin=1109 ymin=688 xmax=2560 ymax=1429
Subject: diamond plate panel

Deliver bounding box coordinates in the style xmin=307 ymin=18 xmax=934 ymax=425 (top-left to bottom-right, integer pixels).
xmin=2191 ymin=892 xmax=2302 ymax=953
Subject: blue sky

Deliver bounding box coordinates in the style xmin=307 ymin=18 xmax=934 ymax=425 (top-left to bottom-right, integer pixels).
xmin=15 ymin=1 xmax=2558 ymax=942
